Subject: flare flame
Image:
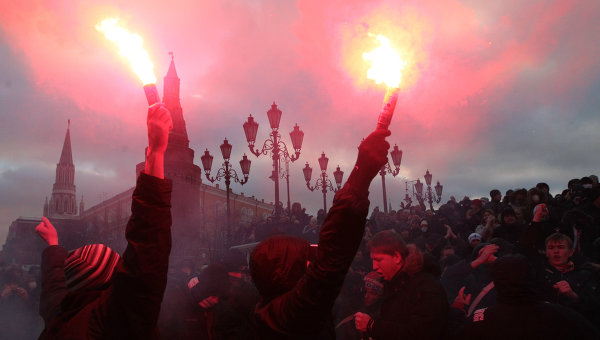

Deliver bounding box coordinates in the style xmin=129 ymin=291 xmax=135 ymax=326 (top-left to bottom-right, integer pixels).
xmin=363 ymin=34 xmax=406 ymax=88
xmin=96 ymin=18 xmax=156 ymax=85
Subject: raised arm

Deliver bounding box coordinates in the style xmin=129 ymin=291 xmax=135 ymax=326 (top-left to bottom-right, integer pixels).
xmin=258 ymin=129 xmax=390 ymax=334
xmin=105 ymin=103 xmax=173 ymax=338
xmin=36 ymin=217 xmax=68 ymax=323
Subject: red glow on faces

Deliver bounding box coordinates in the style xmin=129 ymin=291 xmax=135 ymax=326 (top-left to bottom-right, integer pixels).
xmin=546 ymin=241 xmax=573 ymax=267
xmin=370 ymin=251 xmax=402 ymax=281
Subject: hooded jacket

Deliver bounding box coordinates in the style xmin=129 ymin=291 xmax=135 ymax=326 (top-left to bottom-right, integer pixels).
xmin=249 ymin=175 xmax=371 ymax=339
xmin=38 ymin=173 xmax=172 ymax=339
xmin=459 ymin=254 xmax=599 ymax=339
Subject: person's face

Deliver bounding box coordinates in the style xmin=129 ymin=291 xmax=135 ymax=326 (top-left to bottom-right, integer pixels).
xmin=503 ymin=214 xmax=516 ymax=224
xmin=514 ymin=209 xmax=524 ymax=221
xmin=364 ymin=287 xmax=381 ymax=307
xmin=493 ymin=193 xmax=502 ymax=202
xmin=470 ymin=239 xmax=481 ymax=248
xmin=370 ymin=251 xmax=403 ymax=281
xmin=546 ymin=240 xmax=573 ymax=267
xmin=515 ymin=194 xmax=525 ymax=205
xmin=483 ymin=211 xmax=491 ymax=221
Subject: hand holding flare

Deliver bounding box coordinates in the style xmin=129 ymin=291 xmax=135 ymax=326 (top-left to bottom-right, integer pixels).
xmin=96 ymin=18 xmax=160 ymax=105
xmin=363 ymin=35 xmax=406 ymax=130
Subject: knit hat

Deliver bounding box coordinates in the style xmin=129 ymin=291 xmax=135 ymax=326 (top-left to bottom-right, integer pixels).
xmin=364 ymin=271 xmax=383 ymax=295
xmin=468 ymin=233 xmax=482 ymax=243
xmin=64 ymin=244 xmax=120 ymax=291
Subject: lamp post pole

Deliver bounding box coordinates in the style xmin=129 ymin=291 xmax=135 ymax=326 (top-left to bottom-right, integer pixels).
xmin=279 ymin=157 xmax=291 ymax=215
xmin=201 ymin=138 xmax=251 ymax=248
xmin=402 ymin=179 xmax=418 ymax=208
xmin=379 ymin=144 xmax=403 ymax=213
xmin=303 ymin=152 xmax=344 ymax=212
xmin=243 ymin=103 xmax=304 ymax=218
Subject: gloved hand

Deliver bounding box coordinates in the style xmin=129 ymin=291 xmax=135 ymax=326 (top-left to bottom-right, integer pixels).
xmin=348 ymin=129 xmax=391 ymax=195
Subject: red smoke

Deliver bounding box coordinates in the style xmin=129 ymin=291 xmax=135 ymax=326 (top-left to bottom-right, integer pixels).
xmin=1 ymin=0 xmax=597 ymax=182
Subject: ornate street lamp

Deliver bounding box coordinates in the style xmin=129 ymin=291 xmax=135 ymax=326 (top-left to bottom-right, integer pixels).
xmin=303 ymin=152 xmax=344 ymax=212
xmin=403 ymin=170 xmax=443 ymax=211
xmin=423 ymin=169 xmax=443 ymax=210
xmin=243 ymin=102 xmax=304 ymax=217
xmin=201 ymin=138 xmax=251 ymax=247
xmin=379 ymin=144 xmax=403 ymax=213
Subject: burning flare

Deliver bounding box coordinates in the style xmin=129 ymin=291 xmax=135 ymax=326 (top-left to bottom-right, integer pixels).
xmin=96 ymin=18 xmax=156 ymax=85
xmin=363 ymin=34 xmax=406 ymax=89
xmin=363 ymin=34 xmax=406 ymax=130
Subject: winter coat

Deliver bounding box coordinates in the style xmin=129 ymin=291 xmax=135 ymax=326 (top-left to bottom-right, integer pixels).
xmin=539 ymin=262 xmax=600 ymax=326
xmin=38 ymin=173 xmax=172 ymax=339
xmin=369 ymin=270 xmax=449 ymax=340
xmin=459 ymin=301 xmax=599 ymax=339
xmin=251 ymin=178 xmax=371 ymax=339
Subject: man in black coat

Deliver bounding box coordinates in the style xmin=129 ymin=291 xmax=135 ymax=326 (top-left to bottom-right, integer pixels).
xmin=249 ymin=128 xmax=391 ymax=339
xmin=36 ymin=103 xmax=173 ymax=339
xmin=459 ymin=254 xmax=599 ymax=339
xmin=354 ymin=230 xmax=449 ymax=339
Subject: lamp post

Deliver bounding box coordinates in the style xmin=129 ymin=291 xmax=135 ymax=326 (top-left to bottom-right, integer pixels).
xmin=200 ymin=138 xmax=251 ymax=247
xmin=403 ymin=170 xmax=443 ymax=211
xmin=401 ymin=179 xmax=418 ymax=208
xmin=379 ymin=144 xmax=403 ymax=213
xmin=303 ymin=152 xmax=344 ymax=212
xmin=279 ymin=157 xmax=292 ymax=215
xmin=423 ymin=170 xmax=444 ymax=211
xmin=243 ymin=102 xmax=304 ymax=217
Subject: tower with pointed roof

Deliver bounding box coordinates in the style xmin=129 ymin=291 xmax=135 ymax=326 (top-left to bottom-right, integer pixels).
xmin=164 ymin=51 xmax=190 ymax=149
xmin=137 ymin=53 xmax=203 ymax=260
xmin=47 ymin=120 xmax=78 ymax=218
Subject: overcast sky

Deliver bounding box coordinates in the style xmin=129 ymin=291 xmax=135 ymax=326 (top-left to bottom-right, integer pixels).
xmin=1 ymin=0 xmax=599 ymax=244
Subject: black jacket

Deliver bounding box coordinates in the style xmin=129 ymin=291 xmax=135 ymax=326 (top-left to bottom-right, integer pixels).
xmin=251 ymin=175 xmax=371 ymax=339
xmin=39 ymin=173 xmax=172 ymax=339
xmin=369 ymin=270 xmax=449 ymax=339
xmin=459 ymin=301 xmax=599 ymax=340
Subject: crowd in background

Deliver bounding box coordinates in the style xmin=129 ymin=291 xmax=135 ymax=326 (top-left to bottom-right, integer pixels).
xmin=1 ymin=174 xmax=599 ymax=339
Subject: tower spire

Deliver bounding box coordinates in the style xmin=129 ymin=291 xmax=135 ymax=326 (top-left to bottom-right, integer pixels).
xmin=163 ymin=52 xmax=189 ymax=147
xmin=59 ymin=119 xmax=74 ymax=165
xmin=48 ymin=120 xmax=77 ymax=218
xmin=166 ymin=51 xmax=178 ymax=78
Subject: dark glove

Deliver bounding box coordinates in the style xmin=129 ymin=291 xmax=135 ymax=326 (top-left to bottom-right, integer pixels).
xmin=347 ymin=129 xmax=391 ymax=195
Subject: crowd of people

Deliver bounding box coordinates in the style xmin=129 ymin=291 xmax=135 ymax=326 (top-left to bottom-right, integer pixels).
xmin=1 ymin=100 xmax=599 ymax=339
xmin=3 ymin=173 xmax=599 ymax=339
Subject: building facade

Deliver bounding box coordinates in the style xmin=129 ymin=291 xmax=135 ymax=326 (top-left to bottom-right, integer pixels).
xmin=2 ymin=56 xmax=273 ymax=266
